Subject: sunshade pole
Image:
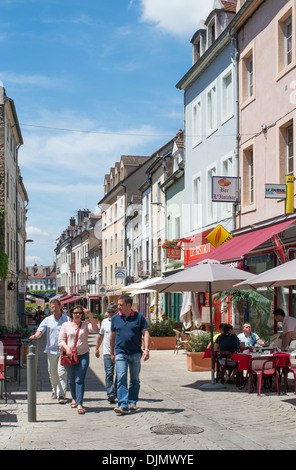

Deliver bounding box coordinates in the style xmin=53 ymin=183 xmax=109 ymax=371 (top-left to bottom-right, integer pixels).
xmin=209 ymin=282 xmax=215 ymax=384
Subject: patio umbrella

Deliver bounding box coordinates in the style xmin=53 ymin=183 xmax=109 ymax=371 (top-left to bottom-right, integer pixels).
xmin=233 ymin=258 xmax=296 ymax=289
xmin=148 ymin=259 xmax=254 ymax=388
xmin=180 ymin=292 xmax=201 ymax=330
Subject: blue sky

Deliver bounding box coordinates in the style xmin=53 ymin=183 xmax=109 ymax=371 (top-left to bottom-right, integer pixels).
xmin=0 ymin=0 xmax=211 ymax=266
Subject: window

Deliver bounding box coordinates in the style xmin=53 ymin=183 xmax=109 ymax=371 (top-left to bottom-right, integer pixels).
xmin=278 ymin=9 xmax=294 ymax=74
xmin=279 ymin=120 xmax=294 ymax=182
xmin=243 ymin=146 xmax=254 ymax=206
xmin=221 ymin=68 xmax=233 ymax=123
xmin=285 ymin=16 xmax=293 ymax=66
xmin=287 ymin=124 xmax=294 ymax=175
xmin=192 ymin=97 xmax=202 ymax=147
xmin=208 ymin=19 xmax=216 ymax=46
xmin=222 ymin=155 xmax=234 ymax=216
xmin=104 ymin=239 xmax=107 ymax=257
xmin=241 ymin=46 xmax=255 ymax=105
xmin=207 ymin=166 xmax=217 ymax=221
xmin=174 ymin=216 xmax=181 ymax=239
xmin=192 ymin=175 xmax=202 ymax=229
xmin=206 ymin=83 xmax=217 ymax=135
xmin=247 ymin=55 xmax=253 ymax=98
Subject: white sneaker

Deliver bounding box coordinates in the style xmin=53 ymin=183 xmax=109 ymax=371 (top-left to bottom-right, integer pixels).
xmin=129 ymin=403 xmax=138 ymax=411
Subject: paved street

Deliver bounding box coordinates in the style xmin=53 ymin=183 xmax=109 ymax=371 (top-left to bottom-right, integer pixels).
xmin=1 ymin=332 xmax=296 ymax=452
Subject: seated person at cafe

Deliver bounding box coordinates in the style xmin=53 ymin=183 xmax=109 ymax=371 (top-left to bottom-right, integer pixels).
xmin=237 ymin=322 xmax=265 ymax=347
xmin=273 ymin=308 xmax=296 ymax=350
xmin=214 ymin=324 xmax=240 ymax=382
xmin=214 ymin=324 xmax=240 ymax=354
xmin=207 ymin=323 xmax=226 ymax=349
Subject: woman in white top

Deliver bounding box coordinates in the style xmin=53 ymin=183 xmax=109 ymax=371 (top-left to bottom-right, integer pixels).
xmin=58 ymin=305 xmax=99 ymax=414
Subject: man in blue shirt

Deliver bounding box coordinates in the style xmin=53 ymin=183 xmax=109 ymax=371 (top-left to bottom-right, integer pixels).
xmin=110 ymin=295 xmax=150 ymax=415
xmin=29 ymin=300 xmax=69 ymax=403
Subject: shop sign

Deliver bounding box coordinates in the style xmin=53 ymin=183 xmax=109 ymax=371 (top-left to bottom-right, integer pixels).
xmin=264 ymin=184 xmax=286 ymax=199
xmin=115 ymin=267 xmax=126 ymax=278
xmin=206 ymin=224 xmax=232 ymax=248
xmin=212 ymin=176 xmax=240 ymax=203
xmin=166 ymin=247 xmax=181 ymax=259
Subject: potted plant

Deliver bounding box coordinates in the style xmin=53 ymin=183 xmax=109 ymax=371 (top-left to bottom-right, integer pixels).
xmin=146 ymin=320 xmax=177 ymax=350
xmin=186 ymin=332 xmax=212 ymax=371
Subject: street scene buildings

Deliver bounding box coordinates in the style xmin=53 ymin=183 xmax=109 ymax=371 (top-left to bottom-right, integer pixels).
xmin=0 ymin=0 xmax=295 ymax=335
xmin=54 ymin=0 xmax=296 ymax=334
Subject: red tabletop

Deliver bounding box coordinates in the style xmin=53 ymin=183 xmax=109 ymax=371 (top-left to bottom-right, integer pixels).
xmin=231 ymin=352 xmax=290 ymax=371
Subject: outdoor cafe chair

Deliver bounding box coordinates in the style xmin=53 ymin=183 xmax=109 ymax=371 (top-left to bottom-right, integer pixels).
xmin=0 ymin=352 xmax=8 ymax=403
xmin=248 ymin=356 xmax=280 ymax=396
xmin=173 ymin=329 xmax=189 ymax=354
xmin=216 ymin=351 xmax=239 ymax=385
xmin=1 ymin=340 xmax=21 ymax=383
xmin=287 ymin=355 xmax=296 ymax=394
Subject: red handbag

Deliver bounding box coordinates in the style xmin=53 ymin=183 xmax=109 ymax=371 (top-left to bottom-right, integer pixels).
xmin=60 ymin=323 xmax=81 ymax=366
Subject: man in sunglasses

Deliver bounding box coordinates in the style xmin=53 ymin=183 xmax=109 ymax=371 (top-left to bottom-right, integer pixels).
xmin=95 ymin=303 xmax=118 ymax=403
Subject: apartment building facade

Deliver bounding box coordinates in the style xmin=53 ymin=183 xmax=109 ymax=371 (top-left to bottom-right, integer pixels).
xmin=0 ymin=84 xmax=29 ymax=327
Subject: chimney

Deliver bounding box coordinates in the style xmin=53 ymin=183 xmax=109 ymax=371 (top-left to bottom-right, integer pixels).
xmin=69 ymin=217 xmax=76 ymax=227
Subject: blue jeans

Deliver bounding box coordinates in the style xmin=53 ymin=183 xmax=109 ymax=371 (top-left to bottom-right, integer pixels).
xmin=115 ymin=353 xmax=141 ymax=408
xmin=103 ymin=354 xmax=116 ymax=398
xmin=66 ymin=352 xmax=89 ymax=406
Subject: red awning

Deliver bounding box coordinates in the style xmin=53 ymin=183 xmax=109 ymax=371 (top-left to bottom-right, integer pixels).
xmin=188 ymin=219 xmax=295 ymax=266
xmin=60 ymin=296 xmax=83 ymax=305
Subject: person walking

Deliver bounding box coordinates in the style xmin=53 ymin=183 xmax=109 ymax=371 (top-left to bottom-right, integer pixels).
xmin=58 ymin=305 xmax=99 ymax=415
xmin=95 ymin=303 xmax=117 ymax=403
xmin=110 ymin=295 xmax=150 ymax=415
xmin=29 ymin=299 xmax=69 ymax=404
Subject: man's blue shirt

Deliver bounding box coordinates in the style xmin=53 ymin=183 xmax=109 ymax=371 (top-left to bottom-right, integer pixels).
xmin=111 ymin=311 xmax=149 ymax=355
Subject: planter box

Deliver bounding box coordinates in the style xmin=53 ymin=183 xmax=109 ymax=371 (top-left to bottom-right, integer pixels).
xmin=146 ymin=336 xmax=176 ymax=350
xmin=187 ymin=352 xmax=212 ymax=372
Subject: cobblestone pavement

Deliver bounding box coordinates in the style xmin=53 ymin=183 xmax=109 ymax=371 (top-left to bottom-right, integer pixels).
xmin=1 ymin=333 xmax=296 ymax=451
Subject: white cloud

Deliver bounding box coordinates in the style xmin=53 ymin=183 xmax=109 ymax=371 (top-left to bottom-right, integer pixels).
xmin=26 ymin=226 xmax=48 ymax=236
xmin=140 ymin=0 xmax=212 ymax=37
xmin=0 ymin=70 xmax=70 ymax=89
xmin=26 ymin=255 xmax=42 ymax=264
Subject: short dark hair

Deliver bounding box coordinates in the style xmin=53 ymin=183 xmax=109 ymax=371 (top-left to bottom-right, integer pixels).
xmin=68 ymin=304 xmax=85 ymax=320
xmin=273 ymin=308 xmax=285 ymax=317
xmin=118 ymin=295 xmax=133 ymax=306
xmin=222 ymin=324 xmax=233 ymax=333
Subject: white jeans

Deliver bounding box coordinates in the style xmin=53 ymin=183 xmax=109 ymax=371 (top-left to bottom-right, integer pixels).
xmin=47 ymin=353 xmax=67 ymax=398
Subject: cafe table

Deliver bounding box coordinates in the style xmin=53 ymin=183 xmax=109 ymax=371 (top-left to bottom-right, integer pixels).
xmin=231 ymin=350 xmax=291 ymax=391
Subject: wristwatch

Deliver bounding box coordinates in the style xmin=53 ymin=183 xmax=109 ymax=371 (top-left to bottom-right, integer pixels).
xmin=144 ymin=348 xmax=150 ymax=352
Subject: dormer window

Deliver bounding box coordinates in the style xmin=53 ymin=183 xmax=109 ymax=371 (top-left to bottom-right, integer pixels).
xmin=208 ymin=18 xmax=216 ymax=46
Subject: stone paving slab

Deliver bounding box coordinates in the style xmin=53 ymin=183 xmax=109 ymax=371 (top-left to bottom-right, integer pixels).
xmin=1 ymin=333 xmax=296 ymax=452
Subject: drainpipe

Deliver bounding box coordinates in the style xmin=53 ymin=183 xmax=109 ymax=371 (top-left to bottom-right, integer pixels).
xmin=229 ymin=32 xmax=240 ymax=231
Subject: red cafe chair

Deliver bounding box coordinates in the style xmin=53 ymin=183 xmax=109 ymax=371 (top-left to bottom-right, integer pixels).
xmin=248 ymin=356 xmax=280 ymax=396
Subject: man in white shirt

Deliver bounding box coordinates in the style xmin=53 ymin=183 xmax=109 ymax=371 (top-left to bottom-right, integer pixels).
xmin=237 ymin=322 xmax=264 ymax=347
xmin=95 ymin=303 xmax=117 ymax=403
xmin=29 ymin=300 xmax=69 ymax=403
xmin=273 ymin=308 xmax=296 ymax=350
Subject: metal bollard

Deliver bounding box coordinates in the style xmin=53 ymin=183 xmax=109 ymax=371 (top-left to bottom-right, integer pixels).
xmin=27 ymin=343 xmax=36 ymax=422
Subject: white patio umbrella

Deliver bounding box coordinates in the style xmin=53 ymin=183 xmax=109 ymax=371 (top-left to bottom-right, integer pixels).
xmin=148 ymin=259 xmax=254 ymax=388
xmin=233 ymin=258 xmax=296 ymax=289
xmin=180 ymin=292 xmax=201 ymax=330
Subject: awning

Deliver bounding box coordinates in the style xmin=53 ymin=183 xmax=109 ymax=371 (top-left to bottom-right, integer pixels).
xmin=60 ymin=296 xmax=83 ymax=305
xmin=189 ymin=219 xmax=295 ymax=266
xmin=122 ymin=277 xmax=163 ymax=292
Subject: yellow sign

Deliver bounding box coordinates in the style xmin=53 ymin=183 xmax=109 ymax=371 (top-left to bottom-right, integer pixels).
xmin=285 ymin=174 xmax=294 ymax=214
xmin=206 ymin=225 xmax=232 ymax=248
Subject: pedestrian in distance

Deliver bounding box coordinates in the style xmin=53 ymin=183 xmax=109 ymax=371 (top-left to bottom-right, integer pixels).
xmin=95 ymin=303 xmax=118 ymax=403
xmin=58 ymin=305 xmax=99 ymax=415
xmin=110 ymin=294 xmax=150 ymax=415
xmin=29 ymin=299 xmax=69 ymax=404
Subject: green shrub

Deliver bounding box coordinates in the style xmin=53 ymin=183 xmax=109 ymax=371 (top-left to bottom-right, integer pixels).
xmin=148 ymin=320 xmax=175 ymax=337
xmin=186 ymin=332 xmax=212 ymax=352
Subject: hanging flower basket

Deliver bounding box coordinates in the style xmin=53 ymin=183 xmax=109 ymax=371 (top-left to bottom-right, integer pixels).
xmin=162 ymin=240 xmax=179 ymax=248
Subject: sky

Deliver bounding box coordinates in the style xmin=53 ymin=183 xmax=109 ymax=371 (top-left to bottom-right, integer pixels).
xmin=0 ymin=0 xmax=212 ymax=266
